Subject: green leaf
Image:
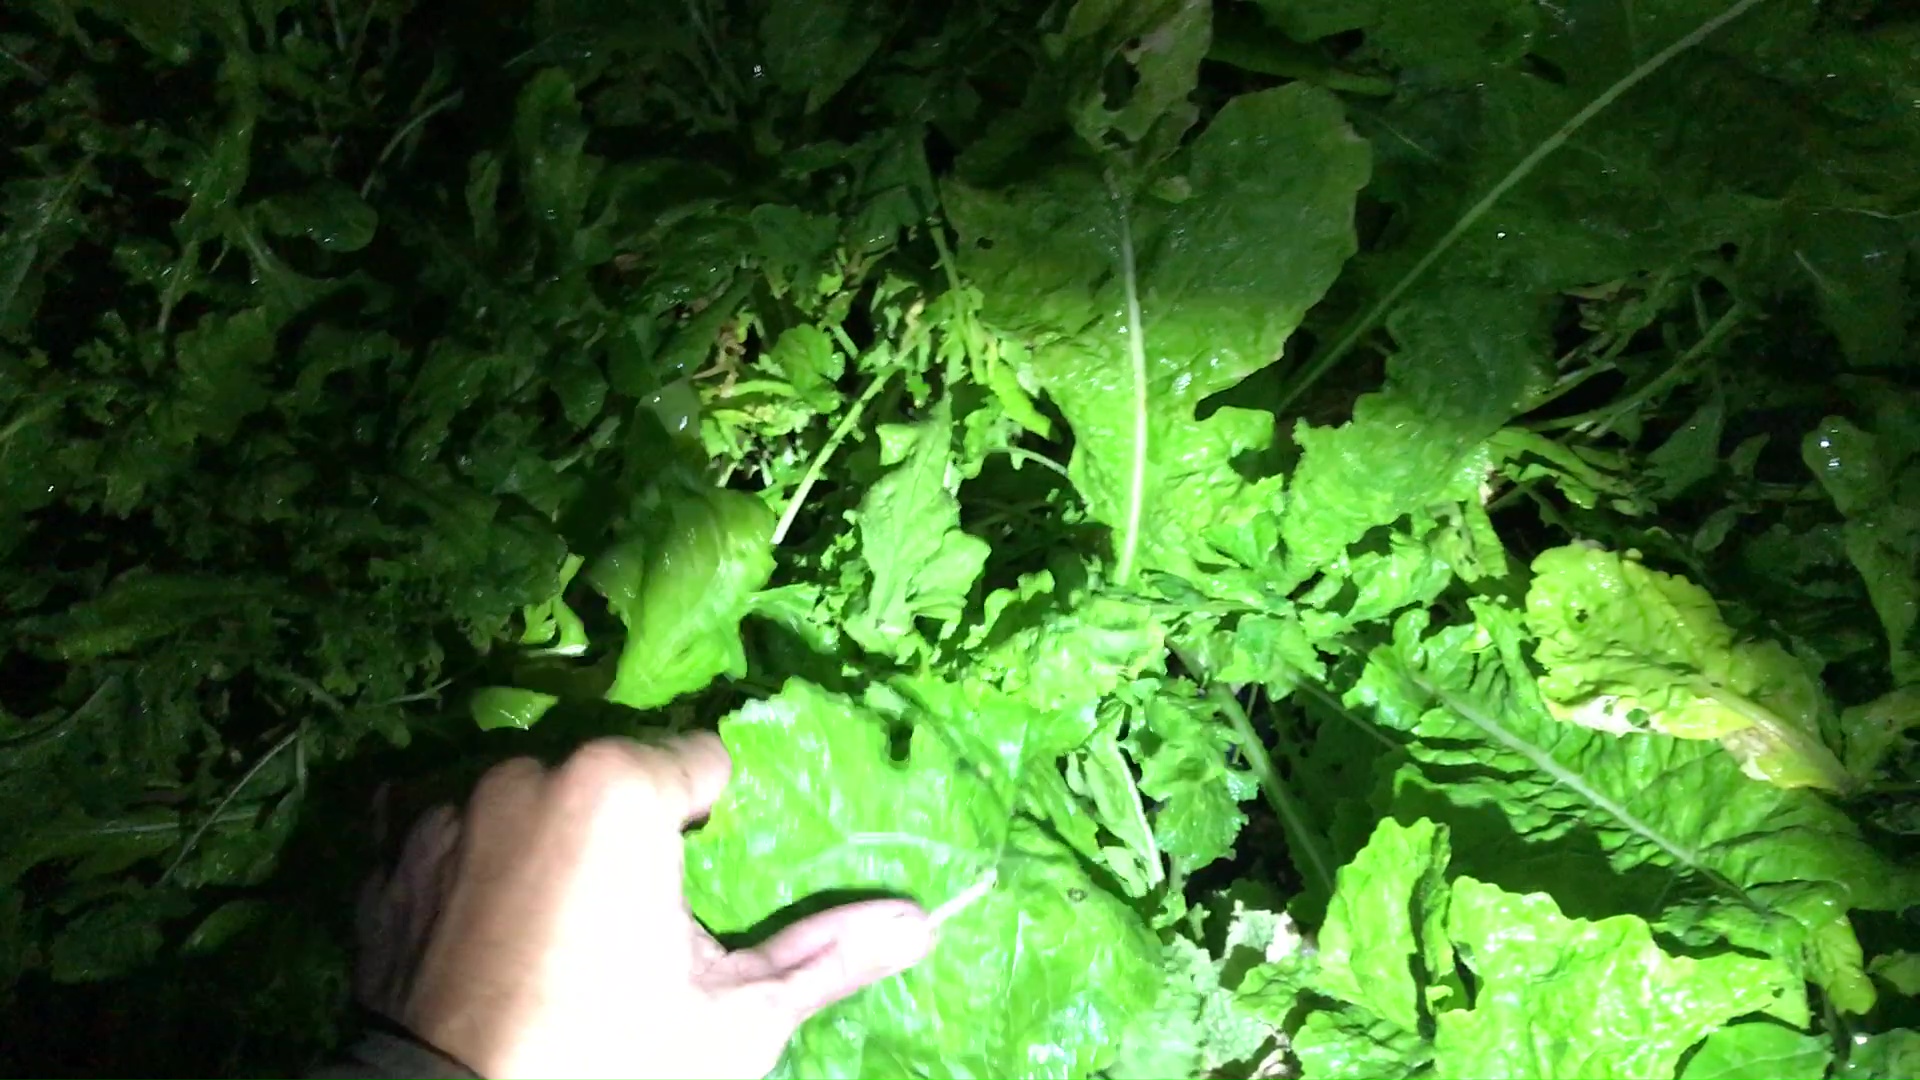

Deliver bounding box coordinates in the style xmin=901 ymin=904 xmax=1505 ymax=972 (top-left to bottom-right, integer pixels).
xmin=1804 ymin=416 xmax=1920 ymax=686
xmin=470 ymin=686 xmax=560 ymax=731
xmin=1433 ymin=877 xmax=1800 ymax=1080
xmin=164 ymin=306 xmax=278 ymax=445
xmin=760 ymin=0 xmax=888 ymax=113
xmin=30 ymin=571 xmax=272 ymax=661
xmin=1254 ymin=0 xmax=1540 ymax=83
xmin=1051 ymin=0 xmax=1211 ymax=154
xmin=1353 ymin=602 xmax=1917 ymax=1011
xmin=844 ymin=400 xmax=990 ymax=663
xmin=1869 ymin=950 xmax=1920 ymax=996
xmin=590 ymin=485 xmax=776 ymax=711
xmin=950 ymin=83 xmax=1369 ymax=586
xmin=1844 ymin=1029 xmax=1920 ymax=1080
xmin=1292 ymin=1007 xmax=1430 ymax=1080
xmin=1524 ymin=545 xmax=1853 ymax=792
xmin=1677 ymin=1024 xmax=1831 ymax=1080
xmin=256 ymin=182 xmax=378 ymax=252
xmin=1282 ymin=283 xmax=1546 ymax=575
xmin=975 ymin=586 xmax=1167 ymax=722
xmin=1126 ymin=687 xmax=1256 ymax=876
xmin=1314 ymin=817 xmax=1452 ymax=1032
xmin=512 ymin=69 xmax=599 ymax=251
xmin=684 ymin=679 xmax=1159 ymax=1078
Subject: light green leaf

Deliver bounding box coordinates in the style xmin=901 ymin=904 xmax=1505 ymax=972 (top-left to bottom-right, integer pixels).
xmin=470 ymin=686 xmax=560 ymax=731
xmin=950 ymin=83 xmax=1368 ymax=586
xmin=844 ymin=399 xmax=990 ymax=663
xmin=1678 ymin=1023 xmax=1831 ymax=1080
xmin=975 ymin=589 xmax=1167 ymax=722
xmin=1050 ymin=0 xmax=1211 ymax=154
xmin=1283 ymin=283 xmax=1545 ymax=575
xmin=1525 ymin=545 xmax=1853 ymax=792
xmin=685 ymin=679 xmax=1160 ymax=1079
xmin=1869 ymin=950 xmax=1920 ymax=995
xmin=1353 ymin=602 xmax=1916 ymax=1012
xmin=1844 ymin=1029 xmax=1920 ymax=1079
xmin=1434 ymin=877 xmax=1801 ymax=1080
xmin=1291 ymin=1007 xmax=1430 ymax=1080
xmin=590 ymin=485 xmax=776 ymax=711
xmin=1315 ymin=817 xmax=1451 ymax=1033
xmin=1126 ymin=688 xmax=1256 ymax=876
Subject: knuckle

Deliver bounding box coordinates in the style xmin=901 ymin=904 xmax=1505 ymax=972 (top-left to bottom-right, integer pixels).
xmin=469 ymin=755 xmax=544 ymax=804
xmin=558 ymin=738 xmax=672 ymax=804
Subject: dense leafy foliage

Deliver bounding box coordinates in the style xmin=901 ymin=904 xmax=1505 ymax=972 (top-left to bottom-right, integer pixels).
xmin=3 ymin=0 xmax=1918 ymax=1075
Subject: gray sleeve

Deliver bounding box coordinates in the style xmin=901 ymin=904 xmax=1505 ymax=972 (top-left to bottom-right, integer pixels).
xmin=307 ymin=1030 xmax=480 ymax=1079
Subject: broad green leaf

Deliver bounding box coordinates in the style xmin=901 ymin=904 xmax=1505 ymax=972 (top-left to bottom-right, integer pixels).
xmin=1804 ymin=416 xmax=1920 ymax=686
xmin=1050 ymin=0 xmax=1211 ymax=154
xmin=512 ymin=69 xmax=599 ymax=252
xmin=1677 ymin=1024 xmax=1830 ymax=1080
xmin=1869 ymin=950 xmax=1920 ymax=995
xmin=1525 ymin=545 xmax=1852 ymax=792
xmin=950 ymin=83 xmax=1368 ymax=586
xmin=844 ymin=400 xmax=990 ymax=663
xmin=1353 ymin=602 xmax=1917 ymax=1011
xmin=1282 ymin=283 xmax=1546 ymax=575
xmin=1254 ymin=0 xmax=1539 ymax=82
xmin=590 ymin=485 xmax=776 ymax=711
xmin=1315 ymin=817 xmax=1451 ymax=1033
xmin=1291 ymin=1007 xmax=1430 ymax=1080
xmin=1434 ymin=877 xmax=1801 ymax=1080
xmin=256 ymin=181 xmax=377 ymax=252
xmin=685 ymin=679 xmax=1159 ymax=1079
xmin=759 ymin=0 xmax=887 ymax=113
xmin=975 ymin=589 xmax=1167 ymax=722
xmin=1844 ymin=1029 xmax=1920 ymax=1079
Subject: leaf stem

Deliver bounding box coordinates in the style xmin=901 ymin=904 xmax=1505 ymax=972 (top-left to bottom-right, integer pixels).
xmin=159 ymin=726 xmax=301 ymax=886
xmin=1206 ymin=680 xmax=1337 ymax=899
xmin=361 ymin=91 xmax=465 ymax=198
xmin=772 ymin=367 xmax=893 ymax=545
xmin=1561 ymin=302 xmax=1746 ymax=438
xmin=1274 ymin=0 xmax=1770 ymax=415
xmin=1109 ymin=178 xmax=1149 ymax=587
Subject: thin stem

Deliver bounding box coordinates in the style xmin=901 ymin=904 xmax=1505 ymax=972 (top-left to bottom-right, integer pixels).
xmin=1207 ymin=682 xmax=1337 ymax=899
xmin=159 ymin=727 xmax=301 ymax=886
xmin=361 ymin=91 xmax=465 ymax=198
xmin=987 ymin=446 xmax=1072 ymax=480
xmin=1109 ymin=177 xmax=1150 ymax=587
xmin=772 ymin=368 xmax=894 ymax=545
xmin=0 ymin=45 xmax=47 ymax=84
xmin=1274 ymin=0 xmax=1771 ymax=416
xmin=1535 ymin=302 xmax=1745 ymax=436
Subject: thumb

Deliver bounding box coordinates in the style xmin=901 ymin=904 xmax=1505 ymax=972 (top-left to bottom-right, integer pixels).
xmin=731 ymin=900 xmax=934 ymax=1025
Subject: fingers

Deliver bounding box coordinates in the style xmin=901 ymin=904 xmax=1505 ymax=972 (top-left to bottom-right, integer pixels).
xmin=555 ymin=733 xmax=733 ymax=833
xmin=721 ymin=901 xmax=933 ymax=1025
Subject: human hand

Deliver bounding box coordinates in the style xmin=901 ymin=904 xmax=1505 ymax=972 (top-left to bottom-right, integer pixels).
xmin=354 ymin=735 xmax=934 ymax=1079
